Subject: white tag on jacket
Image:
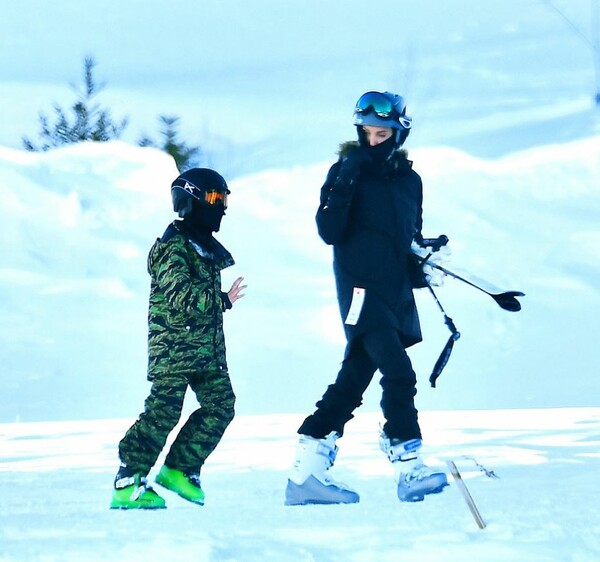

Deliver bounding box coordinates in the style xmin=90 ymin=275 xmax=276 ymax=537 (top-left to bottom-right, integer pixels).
xmin=345 ymin=287 xmax=365 ymax=325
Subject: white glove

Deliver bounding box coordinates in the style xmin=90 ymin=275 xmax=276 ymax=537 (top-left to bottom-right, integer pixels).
xmin=423 ymin=262 xmax=446 ymax=286
xmin=411 ymin=240 xmax=451 ymax=287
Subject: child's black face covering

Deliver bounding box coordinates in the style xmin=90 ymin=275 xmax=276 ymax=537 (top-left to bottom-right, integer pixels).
xmin=186 ymin=200 xmax=225 ymax=233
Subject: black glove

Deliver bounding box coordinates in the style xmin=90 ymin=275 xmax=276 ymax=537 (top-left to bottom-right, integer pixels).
xmin=336 ymin=147 xmax=371 ymax=185
xmin=323 ymin=147 xmax=371 ymax=209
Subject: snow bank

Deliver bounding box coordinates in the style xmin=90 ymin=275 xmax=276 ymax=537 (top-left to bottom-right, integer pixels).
xmin=0 ymin=138 xmax=599 ymax=422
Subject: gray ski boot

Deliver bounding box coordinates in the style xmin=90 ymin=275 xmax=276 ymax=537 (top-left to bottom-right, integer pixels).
xmin=380 ymin=434 xmax=448 ymax=502
xmin=285 ymin=432 xmax=359 ymax=506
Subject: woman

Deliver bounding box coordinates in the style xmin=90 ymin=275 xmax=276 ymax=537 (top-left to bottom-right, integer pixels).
xmin=285 ymin=91 xmax=448 ymax=505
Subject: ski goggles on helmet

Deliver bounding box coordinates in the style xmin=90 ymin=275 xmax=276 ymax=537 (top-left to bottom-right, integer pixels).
xmin=203 ymin=189 xmax=228 ymax=207
xmin=174 ymin=179 xmax=229 ymax=208
xmin=354 ymin=91 xmax=412 ymax=129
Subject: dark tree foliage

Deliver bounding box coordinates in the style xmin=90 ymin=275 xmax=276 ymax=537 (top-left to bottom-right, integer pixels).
xmin=22 ymin=57 xmax=128 ymax=151
xmin=139 ymin=115 xmax=202 ymax=172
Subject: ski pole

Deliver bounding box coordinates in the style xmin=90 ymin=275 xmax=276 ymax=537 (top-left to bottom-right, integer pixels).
xmin=447 ymin=460 xmax=487 ymax=530
xmin=425 ymin=278 xmax=460 ymax=388
xmin=418 ymin=252 xmax=460 ymax=387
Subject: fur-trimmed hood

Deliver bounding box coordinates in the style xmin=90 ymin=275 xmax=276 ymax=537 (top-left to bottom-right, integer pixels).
xmin=337 ymin=140 xmax=412 ymax=172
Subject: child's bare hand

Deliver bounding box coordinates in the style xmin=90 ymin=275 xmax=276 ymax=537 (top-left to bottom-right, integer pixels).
xmin=227 ymin=276 xmax=247 ymax=304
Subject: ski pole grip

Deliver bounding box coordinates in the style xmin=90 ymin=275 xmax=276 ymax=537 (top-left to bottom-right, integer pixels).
xmin=421 ymin=235 xmax=449 ymax=252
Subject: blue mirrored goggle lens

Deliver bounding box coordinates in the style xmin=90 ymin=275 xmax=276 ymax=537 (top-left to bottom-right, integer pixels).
xmin=355 ymin=92 xmax=395 ymax=118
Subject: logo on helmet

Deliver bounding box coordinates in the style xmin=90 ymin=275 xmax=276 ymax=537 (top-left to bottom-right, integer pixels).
xmin=182 ymin=181 xmax=196 ymax=195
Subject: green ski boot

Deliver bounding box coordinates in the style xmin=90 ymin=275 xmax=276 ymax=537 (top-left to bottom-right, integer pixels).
xmin=110 ymin=473 xmax=166 ymax=510
xmin=156 ymin=465 xmax=205 ymax=505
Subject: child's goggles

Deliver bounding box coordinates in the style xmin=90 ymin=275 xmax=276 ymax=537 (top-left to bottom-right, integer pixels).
xmin=354 ymin=92 xmax=412 ymax=129
xmin=179 ymin=180 xmax=229 ymax=208
xmin=203 ymin=190 xmax=228 ymax=207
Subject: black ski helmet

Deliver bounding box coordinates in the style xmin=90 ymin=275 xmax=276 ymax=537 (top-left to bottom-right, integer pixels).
xmin=353 ymin=90 xmax=412 ymax=147
xmin=171 ymin=168 xmax=230 ymax=218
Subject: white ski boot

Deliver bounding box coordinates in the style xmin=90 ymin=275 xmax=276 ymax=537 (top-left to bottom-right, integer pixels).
xmin=379 ymin=434 xmax=448 ymax=502
xmin=285 ymin=432 xmax=360 ymax=505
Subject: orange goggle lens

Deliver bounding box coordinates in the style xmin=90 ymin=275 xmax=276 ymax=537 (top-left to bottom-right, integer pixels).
xmin=204 ymin=190 xmax=228 ymax=207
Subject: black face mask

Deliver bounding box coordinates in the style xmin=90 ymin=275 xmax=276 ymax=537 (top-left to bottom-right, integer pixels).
xmin=185 ymin=201 xmax=226 ymax=233
xmin=367 ymin=134 xmax=397 ymax=163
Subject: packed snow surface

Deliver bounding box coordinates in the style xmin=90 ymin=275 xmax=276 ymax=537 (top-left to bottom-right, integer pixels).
xmin=1 ymin=408 xmax=599 ymax=561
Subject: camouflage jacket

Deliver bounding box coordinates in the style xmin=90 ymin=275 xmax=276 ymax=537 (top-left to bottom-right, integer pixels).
xmin=146 ymin=222 xmax=235 ymax=380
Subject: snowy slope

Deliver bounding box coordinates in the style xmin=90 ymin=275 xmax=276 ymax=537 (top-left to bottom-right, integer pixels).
xmin=1 ymin=408 xmax=599 ymax=561
xmin=1 ymin=138 xmax=599 ymax=422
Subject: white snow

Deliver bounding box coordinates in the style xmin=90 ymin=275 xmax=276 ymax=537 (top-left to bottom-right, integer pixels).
xmin=1 ymin=0 xmax=600 ymax=560
xmin=2 ymin=138 xmax=598 ymax=422
xmin=1 ymin=408 xmax=599 ymax=561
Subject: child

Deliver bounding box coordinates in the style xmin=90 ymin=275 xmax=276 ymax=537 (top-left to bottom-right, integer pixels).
xmin=110 ymin=168 xmax=246 ymax=509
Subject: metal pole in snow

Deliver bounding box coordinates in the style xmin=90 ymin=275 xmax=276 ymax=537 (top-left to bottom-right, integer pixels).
xmin=447 ymin=460 xmax=487 ymax=530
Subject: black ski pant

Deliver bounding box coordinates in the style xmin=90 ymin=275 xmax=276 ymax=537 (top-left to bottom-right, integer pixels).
xmin=298 ymin=328 xmax=421 ymax=442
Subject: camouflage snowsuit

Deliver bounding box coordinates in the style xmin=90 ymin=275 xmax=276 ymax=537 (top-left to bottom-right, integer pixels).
xmin=119 ymin=222 xmax=236 ymax=475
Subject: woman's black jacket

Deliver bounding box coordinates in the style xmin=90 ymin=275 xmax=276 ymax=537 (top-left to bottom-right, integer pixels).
xmin=316 ymin=142 xmax=424 ymax=348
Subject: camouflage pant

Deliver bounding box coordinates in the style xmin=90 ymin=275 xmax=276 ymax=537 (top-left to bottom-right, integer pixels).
xmin=118 ymin=369 xmax=235 ymax=475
